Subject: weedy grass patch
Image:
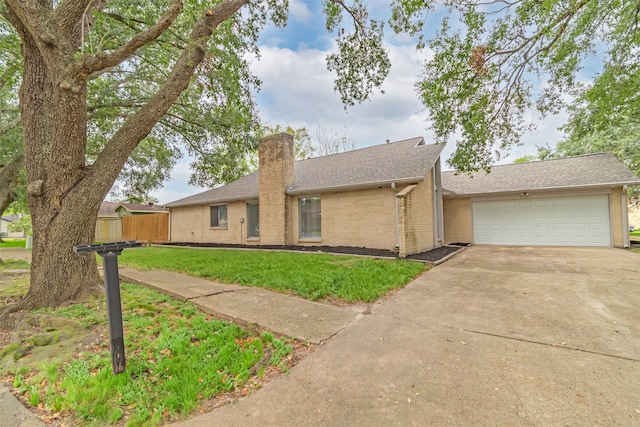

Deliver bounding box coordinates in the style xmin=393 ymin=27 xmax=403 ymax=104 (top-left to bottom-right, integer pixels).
xmin=0 ymin=259 xmax=30 ymax=270
xmin=120 ymin=246 xmax=426 ymax=303
xmin=1 ymin=283 xmax=295 ymax=426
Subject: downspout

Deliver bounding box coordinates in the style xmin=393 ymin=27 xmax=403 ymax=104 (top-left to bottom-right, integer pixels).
xmin=391 ymin=182 xmax=400 ymax=252
xmin=622 ymin=185 xmax=629 ymax=248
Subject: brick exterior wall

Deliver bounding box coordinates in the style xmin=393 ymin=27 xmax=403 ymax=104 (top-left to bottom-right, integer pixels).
xmin=170 ymin=202 xmax=260 ymax=244
xmin=443 ymin=197 xmax=473 ymax=245
xmin=258 ymin=133 xmax=294 ymax=245
xmin=396 ymin=173 xmax=435 ymax=257
xmin=288 ymin=186 xmax=398 ymax=250
xmin=611 ymin=187 xmax=623 ymax=247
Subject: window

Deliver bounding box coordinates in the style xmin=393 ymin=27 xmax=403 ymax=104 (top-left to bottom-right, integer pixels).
xmin=210 ymin=205 xmax=228 ymax=228
xmin=247 ymin=203 xmax=259 ymax=238
xmin=299 ymin=197 xmax=321 ymax=239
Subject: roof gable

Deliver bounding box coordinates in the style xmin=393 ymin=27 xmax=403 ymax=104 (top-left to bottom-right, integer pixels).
xmin=442 ymin=153 xmax=640 ymax=196
xmin=288 ymin=137 xmax=442 ymax=194
xmin=167 ymin=137 xmax=443 ymax=207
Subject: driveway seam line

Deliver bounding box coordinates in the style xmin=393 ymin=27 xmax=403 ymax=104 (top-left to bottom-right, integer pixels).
xmin=460 ymin=328 xmax=640 ymax=362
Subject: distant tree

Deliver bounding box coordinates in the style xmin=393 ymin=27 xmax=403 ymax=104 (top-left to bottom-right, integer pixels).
xmin=554 ymin=122 xmax=640 ymax=200
xmin=313 ymin=128 xmax=358 ymax=157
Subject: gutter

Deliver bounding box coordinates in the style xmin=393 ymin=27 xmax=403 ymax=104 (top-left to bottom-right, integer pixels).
xmin=443 ymin=181 xmax=640 ymax=198
xmin=391 ymin=182 xmax=400 ymax=251
xmin=285 ymin=177 xmax=425 ymax=196
xmin=622 ymin=185 xmax=630 ymax=248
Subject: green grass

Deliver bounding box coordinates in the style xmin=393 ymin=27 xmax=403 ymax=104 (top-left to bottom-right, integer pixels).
xmin=3 ymin=283 xmax=294 ymax=426
xmin=119 ymin=246 xmax=426 ymax=303
xmin=0 ymin=259 xmax=30 ymax=270
xmin=630 ymin=230 xmax=640 ymax=236
xmin=0 ymin=238 xmax=26 ymax=248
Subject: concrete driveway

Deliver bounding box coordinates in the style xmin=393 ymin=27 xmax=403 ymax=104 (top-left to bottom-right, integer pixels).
xmin=179 ymin=246 xmax=640 ymax=426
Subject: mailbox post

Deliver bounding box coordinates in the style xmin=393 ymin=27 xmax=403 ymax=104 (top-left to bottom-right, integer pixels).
xmin=73 ymin=241 xmax=141 ymax=374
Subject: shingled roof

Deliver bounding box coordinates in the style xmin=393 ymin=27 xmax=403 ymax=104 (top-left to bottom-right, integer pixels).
xmin=167 ymin=137 xmax=443 ymax=207
xmin=442 ymin=153 xmax=640 ymax=196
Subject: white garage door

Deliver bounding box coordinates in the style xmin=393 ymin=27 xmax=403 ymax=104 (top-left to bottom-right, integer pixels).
xmin=472 ymin=195 xmax=611 ymax=246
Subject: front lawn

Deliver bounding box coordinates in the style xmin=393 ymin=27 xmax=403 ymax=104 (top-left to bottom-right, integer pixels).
xmin=1 ymin=280 xmax=298 ymax=426
xmin=630 ymin=230 xmax=640 ymax=236
xmin=119 ymin=246 xmax=426 ymax=303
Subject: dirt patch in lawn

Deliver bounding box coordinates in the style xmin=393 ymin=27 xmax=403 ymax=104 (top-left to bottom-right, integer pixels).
xmin=164 ymin=242 xmax=467 ymax=263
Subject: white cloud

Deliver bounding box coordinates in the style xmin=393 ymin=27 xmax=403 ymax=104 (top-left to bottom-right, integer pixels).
xmin=156 ymin=35 xmax=571 ymax=202
xmin=250 ymin=42 xmax=436 ymax=148
xmin=289 ymin=0 xmax=313 ymax=24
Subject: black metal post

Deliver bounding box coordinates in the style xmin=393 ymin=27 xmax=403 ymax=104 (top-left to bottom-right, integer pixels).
xmin=101 ymin=250 xmax=126 ymax=374
xmin=73 ymin=241 xmax=141 ymax=374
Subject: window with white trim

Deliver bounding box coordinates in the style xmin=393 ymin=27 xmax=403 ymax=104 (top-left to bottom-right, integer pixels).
xmin=299 ymin=197 xmax=321 ymax=239
xmin=210 ymin=205 xmax=228 ymax=228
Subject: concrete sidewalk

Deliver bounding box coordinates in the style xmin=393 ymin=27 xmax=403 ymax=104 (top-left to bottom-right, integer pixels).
xmin=119 ymin=267 xmax=363 ymax=344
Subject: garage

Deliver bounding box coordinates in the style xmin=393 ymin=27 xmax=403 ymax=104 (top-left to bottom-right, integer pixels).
xmin=472 ymin=195 xmax=611 ymax=246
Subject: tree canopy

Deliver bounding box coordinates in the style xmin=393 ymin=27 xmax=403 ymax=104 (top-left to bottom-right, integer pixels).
xmin=411 ymin=0 xmax=640 ymax=172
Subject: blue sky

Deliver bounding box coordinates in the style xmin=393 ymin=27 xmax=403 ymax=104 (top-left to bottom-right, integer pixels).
xmin=150 ymin=1 xmax=576 ymax=204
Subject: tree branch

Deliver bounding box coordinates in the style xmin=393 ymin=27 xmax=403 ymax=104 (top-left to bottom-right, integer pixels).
xmin=52 ymin=0 xmax=102 ymax=41
xmin=78 ymin=0 xmax=183 ymax=76
xmin=3 ymin=0 xmax=50 ymax=45
xmin=90 ymin=0 xmax=249 ymax=187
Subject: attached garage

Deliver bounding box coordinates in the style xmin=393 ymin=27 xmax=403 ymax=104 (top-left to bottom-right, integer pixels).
xmin=472 ymin=195 xmax=611 ymax=246
xmin=442 ymin=153 xmax=640 ymax=248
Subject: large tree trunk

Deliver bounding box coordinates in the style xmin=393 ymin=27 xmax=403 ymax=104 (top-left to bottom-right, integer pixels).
xmin=5 ymin=16 xmax=104 ymax=313
xmin=1 ymin=0 xmax=249 ymax=317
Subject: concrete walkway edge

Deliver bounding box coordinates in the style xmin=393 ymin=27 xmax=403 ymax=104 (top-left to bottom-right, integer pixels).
xmin=119 ymin=267 xmax=363 ymax=345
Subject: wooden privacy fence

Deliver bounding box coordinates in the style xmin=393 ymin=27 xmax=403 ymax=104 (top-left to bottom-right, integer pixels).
xmin=95 ymin=218 xmax=122 ymax=242
xmin=122 ymin=213 xmax=169 ymax=242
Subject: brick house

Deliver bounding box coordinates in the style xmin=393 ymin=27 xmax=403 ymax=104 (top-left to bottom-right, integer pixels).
xmin=166 ymin=133 xmax=640 ymax=255
xmin=167 ymin=134 xmax=444 ymax=257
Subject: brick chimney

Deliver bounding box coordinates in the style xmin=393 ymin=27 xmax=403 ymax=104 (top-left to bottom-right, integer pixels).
xmin=258 ymin=133 xmax=294 ymax=245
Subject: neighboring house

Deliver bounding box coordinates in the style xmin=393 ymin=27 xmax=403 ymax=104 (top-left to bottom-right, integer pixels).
xmin=98 ymin=201 xmax=120 ymax=219
xmin=113 ymin=202 xmax=168 ymax=217
xmin=0 ymin=214 xmax=24 ymax=238
xmin=166 ymin=133 xmax=640 ymax=255
xmin=95 ymin=201 xmax=168 ymax=242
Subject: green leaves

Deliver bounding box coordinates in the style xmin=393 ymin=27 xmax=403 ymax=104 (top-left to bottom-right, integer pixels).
xmin=325 ymin=1 xmax=391 ymax=107
xmin=412 ymin=0 xmax=639 ymax=173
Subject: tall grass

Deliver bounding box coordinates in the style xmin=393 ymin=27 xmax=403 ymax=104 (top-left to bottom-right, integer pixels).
xmin=120 ymin=246 xmax=426 ymax=303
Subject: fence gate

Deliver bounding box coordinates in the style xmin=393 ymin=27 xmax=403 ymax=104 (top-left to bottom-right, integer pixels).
xmin=122 ymin=214 xmax=169 ymax=242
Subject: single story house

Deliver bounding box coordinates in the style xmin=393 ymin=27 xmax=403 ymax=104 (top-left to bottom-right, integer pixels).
xmin=98 ymin=201 xmax=120 ymax=219
xmin=166 ymin=133 xmax=640 ymax=255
